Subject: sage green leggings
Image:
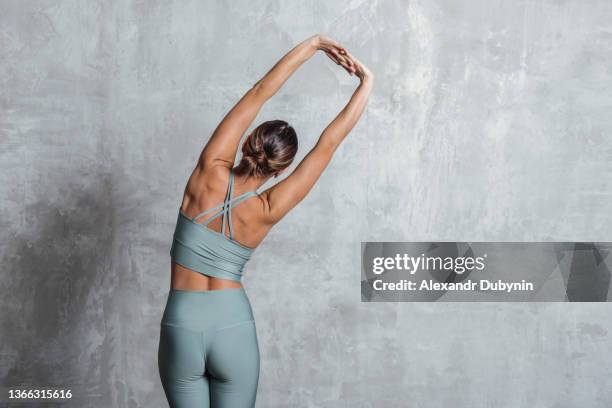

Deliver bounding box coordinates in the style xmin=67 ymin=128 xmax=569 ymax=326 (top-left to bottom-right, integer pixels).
xmin=158 ymin=288 xmax=260 ymax=407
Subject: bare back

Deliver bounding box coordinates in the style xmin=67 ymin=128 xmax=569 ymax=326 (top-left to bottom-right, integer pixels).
xmin=171 ymin=165 xmax=276 ymax=290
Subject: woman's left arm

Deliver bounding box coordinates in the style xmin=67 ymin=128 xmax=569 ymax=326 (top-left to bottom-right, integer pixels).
xmin=199 ymin=34 xmax=352 ymax=170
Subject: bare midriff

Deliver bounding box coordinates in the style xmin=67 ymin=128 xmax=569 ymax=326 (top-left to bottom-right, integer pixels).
xmin=171 ymin=262 xmax=243 ymax=291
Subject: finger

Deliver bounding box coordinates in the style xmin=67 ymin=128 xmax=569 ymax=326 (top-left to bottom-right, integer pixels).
xmin=333 ymin=56 xmax=352 ymax=75
xmin=330 ymin=49 xmax=352 ymax=70
xmin=342 ymin=59 xmax=356 ymax=74
xmin=333 ymin=49 xmax=352 ymax=65
xmin=328 ymin=53 xmax=352 ymax=74
xmin=341 ymin=56 xmax=354 ymax=70
xmin=345 ymin=56 xmax=356 ymax=71
xmin=339 ymin=62 xmax=353 ymax=75
xmin=325 ymin=50 xmax=344 ymax=66
xmin=338 ymin=57 xmax=354 ymax=73
xmin=335 ymin=48 xmax=353 ymax=68
xmin=343 ymin=50 xmax=358 ymax=65
xmin=324 ymin=49 xmax=353 ymax=74
xmin=338 ymin=49 xmax=356 ymax=69
xmin=329 ymin=48 xmax=343 ymax=61
xmin=340 ymin=49 xmax=354 ymax=66
xmin=343 ymin=51 xmax=360 ymax=73
xmin=324 ymin=51 xmax=340 ymax=65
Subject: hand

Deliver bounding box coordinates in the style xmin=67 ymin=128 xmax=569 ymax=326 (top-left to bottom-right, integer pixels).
xmin=342 ymin=51 xmax=373 ymax=83
xmin=315 ymin=35 xmax=356 ymax=76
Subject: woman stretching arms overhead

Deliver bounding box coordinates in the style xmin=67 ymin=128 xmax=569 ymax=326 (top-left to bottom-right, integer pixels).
xmin=158 ymin=34 xmax=373 ymax=408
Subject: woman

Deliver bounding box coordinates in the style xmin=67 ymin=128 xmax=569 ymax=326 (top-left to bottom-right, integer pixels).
xmin=158 ymin=34 xmax=373 ymax=407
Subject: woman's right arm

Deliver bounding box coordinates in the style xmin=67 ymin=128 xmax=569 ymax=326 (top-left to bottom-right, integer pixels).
xmin=264 ymin=55 xmax=374 ymax=223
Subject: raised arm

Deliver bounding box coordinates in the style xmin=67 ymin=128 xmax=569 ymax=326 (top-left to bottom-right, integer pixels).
xmin=264 ymin=54 xmax=374 ymax=222
xmin=198 ymin=35 xmax=354 ymax=170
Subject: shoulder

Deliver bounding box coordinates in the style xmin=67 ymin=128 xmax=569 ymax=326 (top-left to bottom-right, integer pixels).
xmin=185 ymin=163 xmax=231 ymax=197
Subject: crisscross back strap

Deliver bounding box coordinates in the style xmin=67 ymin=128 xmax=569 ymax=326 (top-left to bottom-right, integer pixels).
xmin=191 ymin=170 xmax=257 ymax=240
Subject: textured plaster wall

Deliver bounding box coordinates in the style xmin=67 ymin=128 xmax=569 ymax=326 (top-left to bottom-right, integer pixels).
xmin=1 ymin=0 xmax=611 ymax=407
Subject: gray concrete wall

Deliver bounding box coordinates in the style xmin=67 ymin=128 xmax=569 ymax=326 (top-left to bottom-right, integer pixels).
xmin=2 ymin=0 xmax=611 ymax=407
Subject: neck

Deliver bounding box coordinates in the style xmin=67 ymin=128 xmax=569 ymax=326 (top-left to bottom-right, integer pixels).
xmin=232 ymin=167 xmax=273 ymax=192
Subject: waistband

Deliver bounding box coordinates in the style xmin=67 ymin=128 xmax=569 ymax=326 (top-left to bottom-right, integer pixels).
xmin=161 ymin=288 xmax=254 ymax=332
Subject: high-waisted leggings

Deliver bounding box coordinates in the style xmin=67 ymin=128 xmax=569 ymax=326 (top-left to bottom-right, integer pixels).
xmin=158 ymin=288 xmax=260 ymax=407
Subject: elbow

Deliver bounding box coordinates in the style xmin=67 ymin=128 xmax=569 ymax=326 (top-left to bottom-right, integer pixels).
xmin=251 ymin=81 xmax=272 ymax=101
xmin=318 ymin=138 xmax=339 ymax=155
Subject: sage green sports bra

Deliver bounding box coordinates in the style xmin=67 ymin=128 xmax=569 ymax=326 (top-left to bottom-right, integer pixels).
xmin=170 ymin=169 xmax=258 ymax=281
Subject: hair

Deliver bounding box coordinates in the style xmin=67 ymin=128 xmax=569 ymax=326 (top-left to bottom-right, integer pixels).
xmin=235 ymin=120 xmax=298 ymax=178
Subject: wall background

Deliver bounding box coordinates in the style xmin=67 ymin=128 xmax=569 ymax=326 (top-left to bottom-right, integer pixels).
xmin=2 ymin=0 xmax=612 ymax=407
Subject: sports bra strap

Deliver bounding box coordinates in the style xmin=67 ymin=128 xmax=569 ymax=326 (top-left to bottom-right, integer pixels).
xmin=191 ymin=202 xmax=225 ymax=222
xmin=221 ymin=170 xmax=235 ymax=237
xmin=228 ymin=190 xmax=257 ymax=207
xmin=191 ymin=170 xmax=258 ymax=240
xmin=191 ymin=190 xmax=256 ymax=223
